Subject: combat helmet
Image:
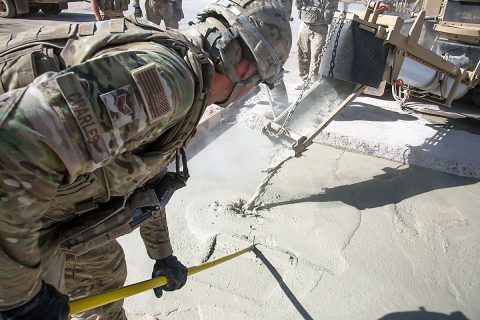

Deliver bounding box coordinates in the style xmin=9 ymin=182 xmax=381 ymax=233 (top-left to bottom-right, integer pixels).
xmin=193 ymin=0 xmax=292 ymax=106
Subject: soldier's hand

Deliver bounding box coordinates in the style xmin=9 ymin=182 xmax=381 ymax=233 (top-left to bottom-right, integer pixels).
xmin=133 ymin=5 xmax=143 ymax=18
xmin=0 ymin=281 xmax=69 ymax=320
xmin=152 ymin=255 xmax=188 ymax=298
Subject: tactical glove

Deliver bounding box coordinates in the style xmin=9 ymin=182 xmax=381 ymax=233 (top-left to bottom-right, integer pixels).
xmin=0 ymin=281 xmax=69 ymax=320
xmin=133 ymin=4 xmax=143 ymax=18
xmin=152 ymin=255 xmax=188 ymax=298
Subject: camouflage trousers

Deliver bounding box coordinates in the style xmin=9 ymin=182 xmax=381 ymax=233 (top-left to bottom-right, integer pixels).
xmin=297 ymin=23 xmax=329 ymax=82
xmin=146 ymin=0 xmax=179 ymax=28
xmin=262 ymin=78 xmax=289 ymax=110
xmin=98 ymin=0 xmax=128 ymax=20
xmin=41 ymin=235 xmax=127 ymax=320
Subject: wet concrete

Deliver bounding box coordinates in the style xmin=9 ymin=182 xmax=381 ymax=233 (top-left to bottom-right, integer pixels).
xmin=120 ymin=121 xmax=480 ymax=320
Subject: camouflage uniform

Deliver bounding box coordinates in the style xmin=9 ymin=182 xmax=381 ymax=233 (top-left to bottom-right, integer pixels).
xmin=279 ymin=0 xmax=293 ymax=21
xmin=133 ymin=0 xmax=183 ymax=28
xmin=296 ymin=0 xmax=338 ymax=83
xmin=265 ymin=0 xmax=293 ymax=109
xmin=97 ymin=0 xmax=129 ymax=19
xmin=0 ymin=17 xmax=213 ymax=319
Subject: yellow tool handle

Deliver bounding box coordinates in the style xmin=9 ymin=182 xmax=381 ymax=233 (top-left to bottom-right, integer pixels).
xmin=69 ymin=244 xmax=254 ymax=315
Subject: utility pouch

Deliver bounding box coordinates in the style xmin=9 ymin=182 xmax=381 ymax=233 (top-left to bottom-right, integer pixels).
xmin=152 ymin=148 xmax=190 ymax=207
xmin=59 ymin=190 xmax=160 ymax=256
xmin=59 ymin=148 xmax=190 ymax=256
xmin=0 ymin=44 xmax=61 ymax=94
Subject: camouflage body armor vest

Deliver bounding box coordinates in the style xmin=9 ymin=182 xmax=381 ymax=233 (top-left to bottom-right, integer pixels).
xmin=299 ymin=0 xmax=331 ymax=25
xmin=0 ymin=17 xmax=215 ymax=255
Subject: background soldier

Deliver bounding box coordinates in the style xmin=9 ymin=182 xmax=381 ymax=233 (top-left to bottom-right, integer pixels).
xmin=132 ymin=0 xmax=183 ymax=29
xmin=264 ymin=0 xmax=293 ymax=112
xmin=90 ymin=0 xmax=129 ymax=20
xmin=0 ymin=1 xmax=291 ymax=320
xmin=295 ymin=0 xmax=338 ymax=89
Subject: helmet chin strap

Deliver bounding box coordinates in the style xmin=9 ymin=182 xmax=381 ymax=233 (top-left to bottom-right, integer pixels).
xmin=216 ymin=74 xmax=262 ymax=107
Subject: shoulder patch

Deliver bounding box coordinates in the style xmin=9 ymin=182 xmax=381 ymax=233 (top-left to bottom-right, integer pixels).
xmin=56 ymin=72 xmax=111 ymax=164
xmin=100 ymin=84 xmax=141 ymax=129
xmin=131 ymin=63 xmax=172 ymax=124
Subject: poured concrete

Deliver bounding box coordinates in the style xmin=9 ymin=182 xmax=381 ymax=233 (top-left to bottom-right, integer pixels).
xmin=120 ymin=121 xmax=480 ymax=319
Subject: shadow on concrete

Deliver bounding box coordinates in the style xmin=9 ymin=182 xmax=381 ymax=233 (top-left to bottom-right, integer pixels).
xmin=260 ymin=164 xmax=478 ymax=211
xmin=420 ymin=115 xmax=480 ymax=136
xmin=379 ymin=307 xmax=469 ymax=320
xmin=252 ymin=247 xmax=314 ymax=320
xmin=23 ymin=12 xmax=95 ymax=22
xmin=336 ymin=102 xmax=419 ymax=122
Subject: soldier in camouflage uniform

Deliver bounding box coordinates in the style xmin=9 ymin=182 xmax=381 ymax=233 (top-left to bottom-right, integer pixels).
xmin=90 ymin=0 xmax=129 ymax=20
xmin=132 ymin=0 xmax=183 ymax=29
xmin=295 ymin=0 xmax=338 ymax=89
xmin=264 ymin=0 xmax=293 ymax=111
xmin=0 ymin=0 xmax=291 ymax=319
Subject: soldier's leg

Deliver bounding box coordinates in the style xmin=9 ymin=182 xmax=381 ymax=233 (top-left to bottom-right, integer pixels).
xmin=146 ymin=0 xmax=166 ymax=25
xmin=297 ymin=23 xmax=311 ymax=83
xmin=163 ymin=2 xmax=179 ymax=29
xmin=98 ymin=0 xmax=117 ymax=20
xmin=310 ymin=25 xmax=328 ymax=80
xmin=65 ymin=241 xmax=128 ymax=320
xmin=164 ymin=15 xmax=179 ymax=29
xmin=270 ymin=78 xmax=289 ymax=109
xmin=39 ymin=229 xmax=66 ymax=290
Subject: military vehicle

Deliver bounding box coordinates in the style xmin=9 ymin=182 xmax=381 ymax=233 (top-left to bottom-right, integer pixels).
xmin=422 ymin=0 xmax=480 ymax=106
xmin=263 ymin=0 xmax=479 ymax=152
xmin=0 ymin=0 xmax=82 ymax=18
xmin=382 ymin=0 xmax=480 ymax=106
xmin=337 ymin=0 xmax=479 ymax=108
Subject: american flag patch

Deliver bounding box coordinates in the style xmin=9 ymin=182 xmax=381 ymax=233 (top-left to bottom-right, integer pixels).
xmin=132 ymin=63 xmax=172 ymax=124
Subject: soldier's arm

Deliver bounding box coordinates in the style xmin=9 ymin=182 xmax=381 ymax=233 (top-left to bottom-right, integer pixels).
xmin=85 ymin=46 xmax=195 ymax=259
xmin=90 ymin=0 xmax=102 ymax=21
xmin=140 ymin=208 xmax=173 ymax=260
xmin=0 ymin=44 xmax=196 ymax=309
xmin=0 ymin=88 xmax=67 ymax=310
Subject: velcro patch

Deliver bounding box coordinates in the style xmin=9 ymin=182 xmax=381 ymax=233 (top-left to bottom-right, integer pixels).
xmin=131 ymin=63 xmax=172 ymax=124
xmin=56 ymin=72 xmax=111 ymax=164
xmin=100 ymin=85 xmax=140 ymax=129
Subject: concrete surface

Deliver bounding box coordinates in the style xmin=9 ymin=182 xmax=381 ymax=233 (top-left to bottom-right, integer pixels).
xmin=120 ymin=121 xmax=480 ymax=320
xmin=1 ymin=2 xmax=480 ymax=319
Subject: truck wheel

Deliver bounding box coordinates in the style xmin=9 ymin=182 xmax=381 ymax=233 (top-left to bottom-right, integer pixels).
xmin=0 ymin=0 xmax=16 ymax=18
xmin=41 ymin=4 xmax=61 ymax=14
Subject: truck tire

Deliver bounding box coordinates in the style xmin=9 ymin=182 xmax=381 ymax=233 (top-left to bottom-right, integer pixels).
xmin=41 ymin=3 xmax=61 ymax=14
xmin=0 ymin=0 xmax=16 ymax=18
